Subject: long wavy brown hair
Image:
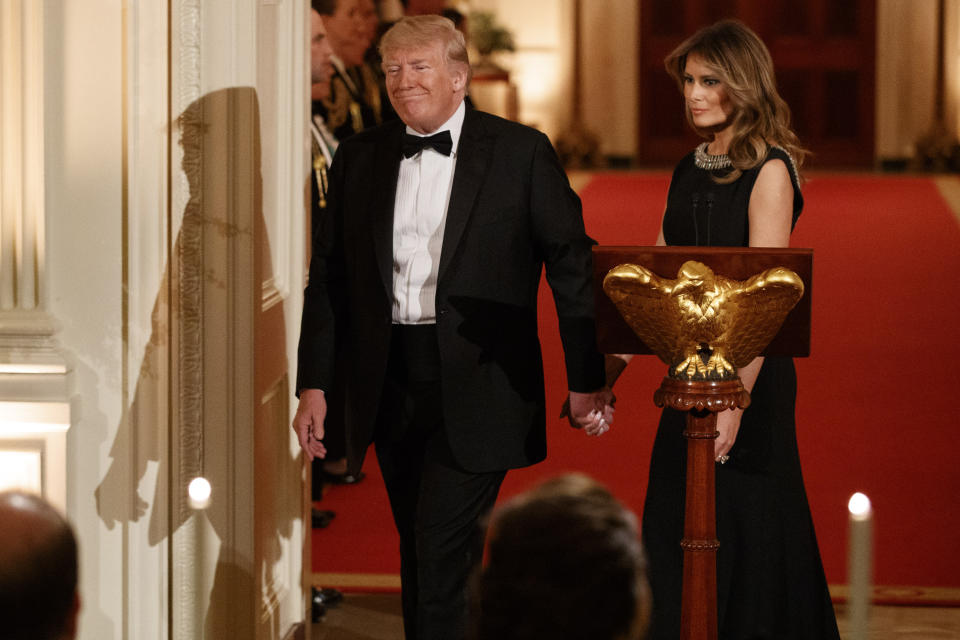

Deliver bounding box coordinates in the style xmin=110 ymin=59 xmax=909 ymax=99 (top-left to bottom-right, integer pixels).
xmin=665 ymin=20 xmax=808 ymax=183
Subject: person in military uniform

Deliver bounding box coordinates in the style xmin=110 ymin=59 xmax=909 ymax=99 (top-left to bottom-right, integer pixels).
xmin=311 ymin=1 xmax=337 ymax=208
xmin=310 ymin=0 xmax=368 ymax=494
xmin=313 ymin=0 xmax=394 ymax=142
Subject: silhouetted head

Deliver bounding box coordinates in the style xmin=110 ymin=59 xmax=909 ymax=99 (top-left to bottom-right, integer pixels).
xmin=472 ymin=474 xmax=650 ymax=640
xmin=0 ymin=491 xmax=80 ymax=640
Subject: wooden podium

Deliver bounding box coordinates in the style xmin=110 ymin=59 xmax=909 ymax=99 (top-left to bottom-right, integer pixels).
xmin=593 ymin=246 xmax=812 ymax=640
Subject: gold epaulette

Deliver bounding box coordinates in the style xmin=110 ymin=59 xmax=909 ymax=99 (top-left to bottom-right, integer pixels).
xmin=322 ymin=76 xmax=351 ymax=131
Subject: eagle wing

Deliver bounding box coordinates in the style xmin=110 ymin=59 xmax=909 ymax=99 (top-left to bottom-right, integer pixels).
xmin=603 ymin=263 xmax=685 ymax=364
xmin=718 ymin=267 xmax=804 ymax=368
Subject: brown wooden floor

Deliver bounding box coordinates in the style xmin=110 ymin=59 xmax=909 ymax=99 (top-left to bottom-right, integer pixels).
xmin=311 ymin=593 xmax=960 ymax=639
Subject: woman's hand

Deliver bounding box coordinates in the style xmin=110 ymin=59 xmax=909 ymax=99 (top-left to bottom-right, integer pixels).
xmin=714 ymin=356 xmax=763 ymax=463
xmin=715 ymin=407 xmax=743 ymax=462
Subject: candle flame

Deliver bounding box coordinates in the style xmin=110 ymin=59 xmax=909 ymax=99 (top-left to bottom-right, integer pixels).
xmin=848 ymin=492 xmax=871 ymax=520
xmin=188 ymin=476 xmax=212 ymax=510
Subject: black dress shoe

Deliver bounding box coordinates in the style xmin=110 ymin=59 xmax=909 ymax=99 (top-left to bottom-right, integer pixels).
xmin=311 ymin=587 xmax=327 ymax=621
xmin=317 ymin=587 xmax=343 ymax=606
xmin=312 ymin=508 xmax=336 ymax=529
xmin=321 ymin=470 xmax=366 ymax=485
xmin=312 ymin=586 xmax=343 ymax=617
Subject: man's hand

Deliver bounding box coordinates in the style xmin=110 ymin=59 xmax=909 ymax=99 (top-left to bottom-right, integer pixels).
xmin=293 ymin=389 xmax=328 ymax=461
xmin=567 ymin=388 xmax=615 ymax=436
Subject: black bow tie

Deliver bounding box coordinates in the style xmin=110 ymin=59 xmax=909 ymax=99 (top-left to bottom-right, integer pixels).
xmin=402 ymin=130 xmax=453 ymax=158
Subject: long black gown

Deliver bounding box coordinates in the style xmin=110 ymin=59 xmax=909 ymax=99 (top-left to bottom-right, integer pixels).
xmin=643 ymin=146 xmax=841 ymax=639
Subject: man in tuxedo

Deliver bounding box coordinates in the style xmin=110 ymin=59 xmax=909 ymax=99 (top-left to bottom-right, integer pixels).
xmin=293 ymin=15 xmax=614 ymax=640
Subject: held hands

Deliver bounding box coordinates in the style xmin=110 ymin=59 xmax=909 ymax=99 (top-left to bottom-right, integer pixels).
xmin=558 ymin=354 xmax=628 ymax=436
xmin=292 ymin=388 xmax=328 ymax=461
xmin=566 ymin=388 xmax=616 ymax=436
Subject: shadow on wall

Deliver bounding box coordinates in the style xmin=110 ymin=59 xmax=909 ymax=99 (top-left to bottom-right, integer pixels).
xmin=93 ymin=86 xmax=298 ymax=639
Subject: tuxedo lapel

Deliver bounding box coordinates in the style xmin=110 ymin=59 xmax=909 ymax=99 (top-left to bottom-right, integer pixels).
xmin=438 ymin=109 xmax=495 ymax=282
xmin=371 ymin=125 xmax=403 ymax=296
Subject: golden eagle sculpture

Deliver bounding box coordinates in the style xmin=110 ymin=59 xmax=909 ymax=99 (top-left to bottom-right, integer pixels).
xmin=603 ymin=261 xmax=804 ymax=380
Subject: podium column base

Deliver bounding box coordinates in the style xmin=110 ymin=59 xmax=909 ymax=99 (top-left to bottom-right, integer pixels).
xmin=655 ymin=377 xmax=749 ymax=640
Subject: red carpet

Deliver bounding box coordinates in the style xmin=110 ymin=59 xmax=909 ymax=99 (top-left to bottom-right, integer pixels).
xmin=314 ymin=173 xmax=960 ymax=602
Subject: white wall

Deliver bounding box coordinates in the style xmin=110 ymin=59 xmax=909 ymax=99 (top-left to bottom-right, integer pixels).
xmin=45 ymin=1 xmax=132 ymax=638
xmin=581 ymin=0 xmax=638 ymax=158
xmin=44 ymin=1 xmax=309 ymax=638
xmin=875 ymin=0 xmax=939 ymax=159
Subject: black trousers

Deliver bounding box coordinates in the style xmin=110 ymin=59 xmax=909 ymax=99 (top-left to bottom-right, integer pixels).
xmin=375 ymin=324 xmax=505 ymax=640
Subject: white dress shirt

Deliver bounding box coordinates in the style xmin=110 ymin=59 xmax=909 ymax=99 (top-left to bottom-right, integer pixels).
xmin=392 ymin=101 xmax=466 ymax=324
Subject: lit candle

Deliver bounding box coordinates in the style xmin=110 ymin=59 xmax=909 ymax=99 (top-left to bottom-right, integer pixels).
xmin=188 ymin=476 xmax=212 ymax=510
xmin=187 ymin=476 xmax=211 ymax=640
xmin=847 ymin=492 xmax=872 ymax=640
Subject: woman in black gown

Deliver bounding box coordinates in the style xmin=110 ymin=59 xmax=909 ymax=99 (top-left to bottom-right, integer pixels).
xmin=606 ymin=20 xmax=841 ymax=639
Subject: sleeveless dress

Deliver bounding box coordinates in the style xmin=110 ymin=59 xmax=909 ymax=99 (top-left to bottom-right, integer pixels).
xmin=643 ymin=146 xmax=841 ymax=639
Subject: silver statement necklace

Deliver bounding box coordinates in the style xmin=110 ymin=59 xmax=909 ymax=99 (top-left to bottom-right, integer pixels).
xmin=694 ymin=142 xmax=732 ymax=170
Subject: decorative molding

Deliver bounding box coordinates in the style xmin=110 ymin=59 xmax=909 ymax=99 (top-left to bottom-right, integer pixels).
xmin=119 ymin=1 xmax=174 ymax=638
xmin=0 ymin=2 xmax=66 ymax=384
xmin=680 ymin=538 xmax=721 ymax=552
xmin=175 ymin=97 xmax=206 ymax=494
xmin=171 ymin=3 xmax=205 ymax=639
xmin=1 ymin=0 xmax=46 ymax=312
xmin=654 ymin=378 xmax=750 ymax=414
xmin=0 ymin=310 xmax=67 ymax=376
xmin=173 ymin=0 xmax=202 ymax=231
xmin=176 ymin=0 xmax=202 ymax=117
xmin=0 ymin=0 xmax=70 ymax=524
xmin=258 ymin=375 xmax=292 ymax=627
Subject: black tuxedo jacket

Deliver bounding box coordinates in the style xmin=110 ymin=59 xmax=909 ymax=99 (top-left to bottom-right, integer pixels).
xmin=297 ymin=107 xmax=604 ymax=473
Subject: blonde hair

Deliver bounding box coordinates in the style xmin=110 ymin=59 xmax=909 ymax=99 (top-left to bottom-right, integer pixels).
xmin=665 ymin=20 xmax=807 ymax=182
xmin=379 ymin=15 xmax=472 ymax=84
